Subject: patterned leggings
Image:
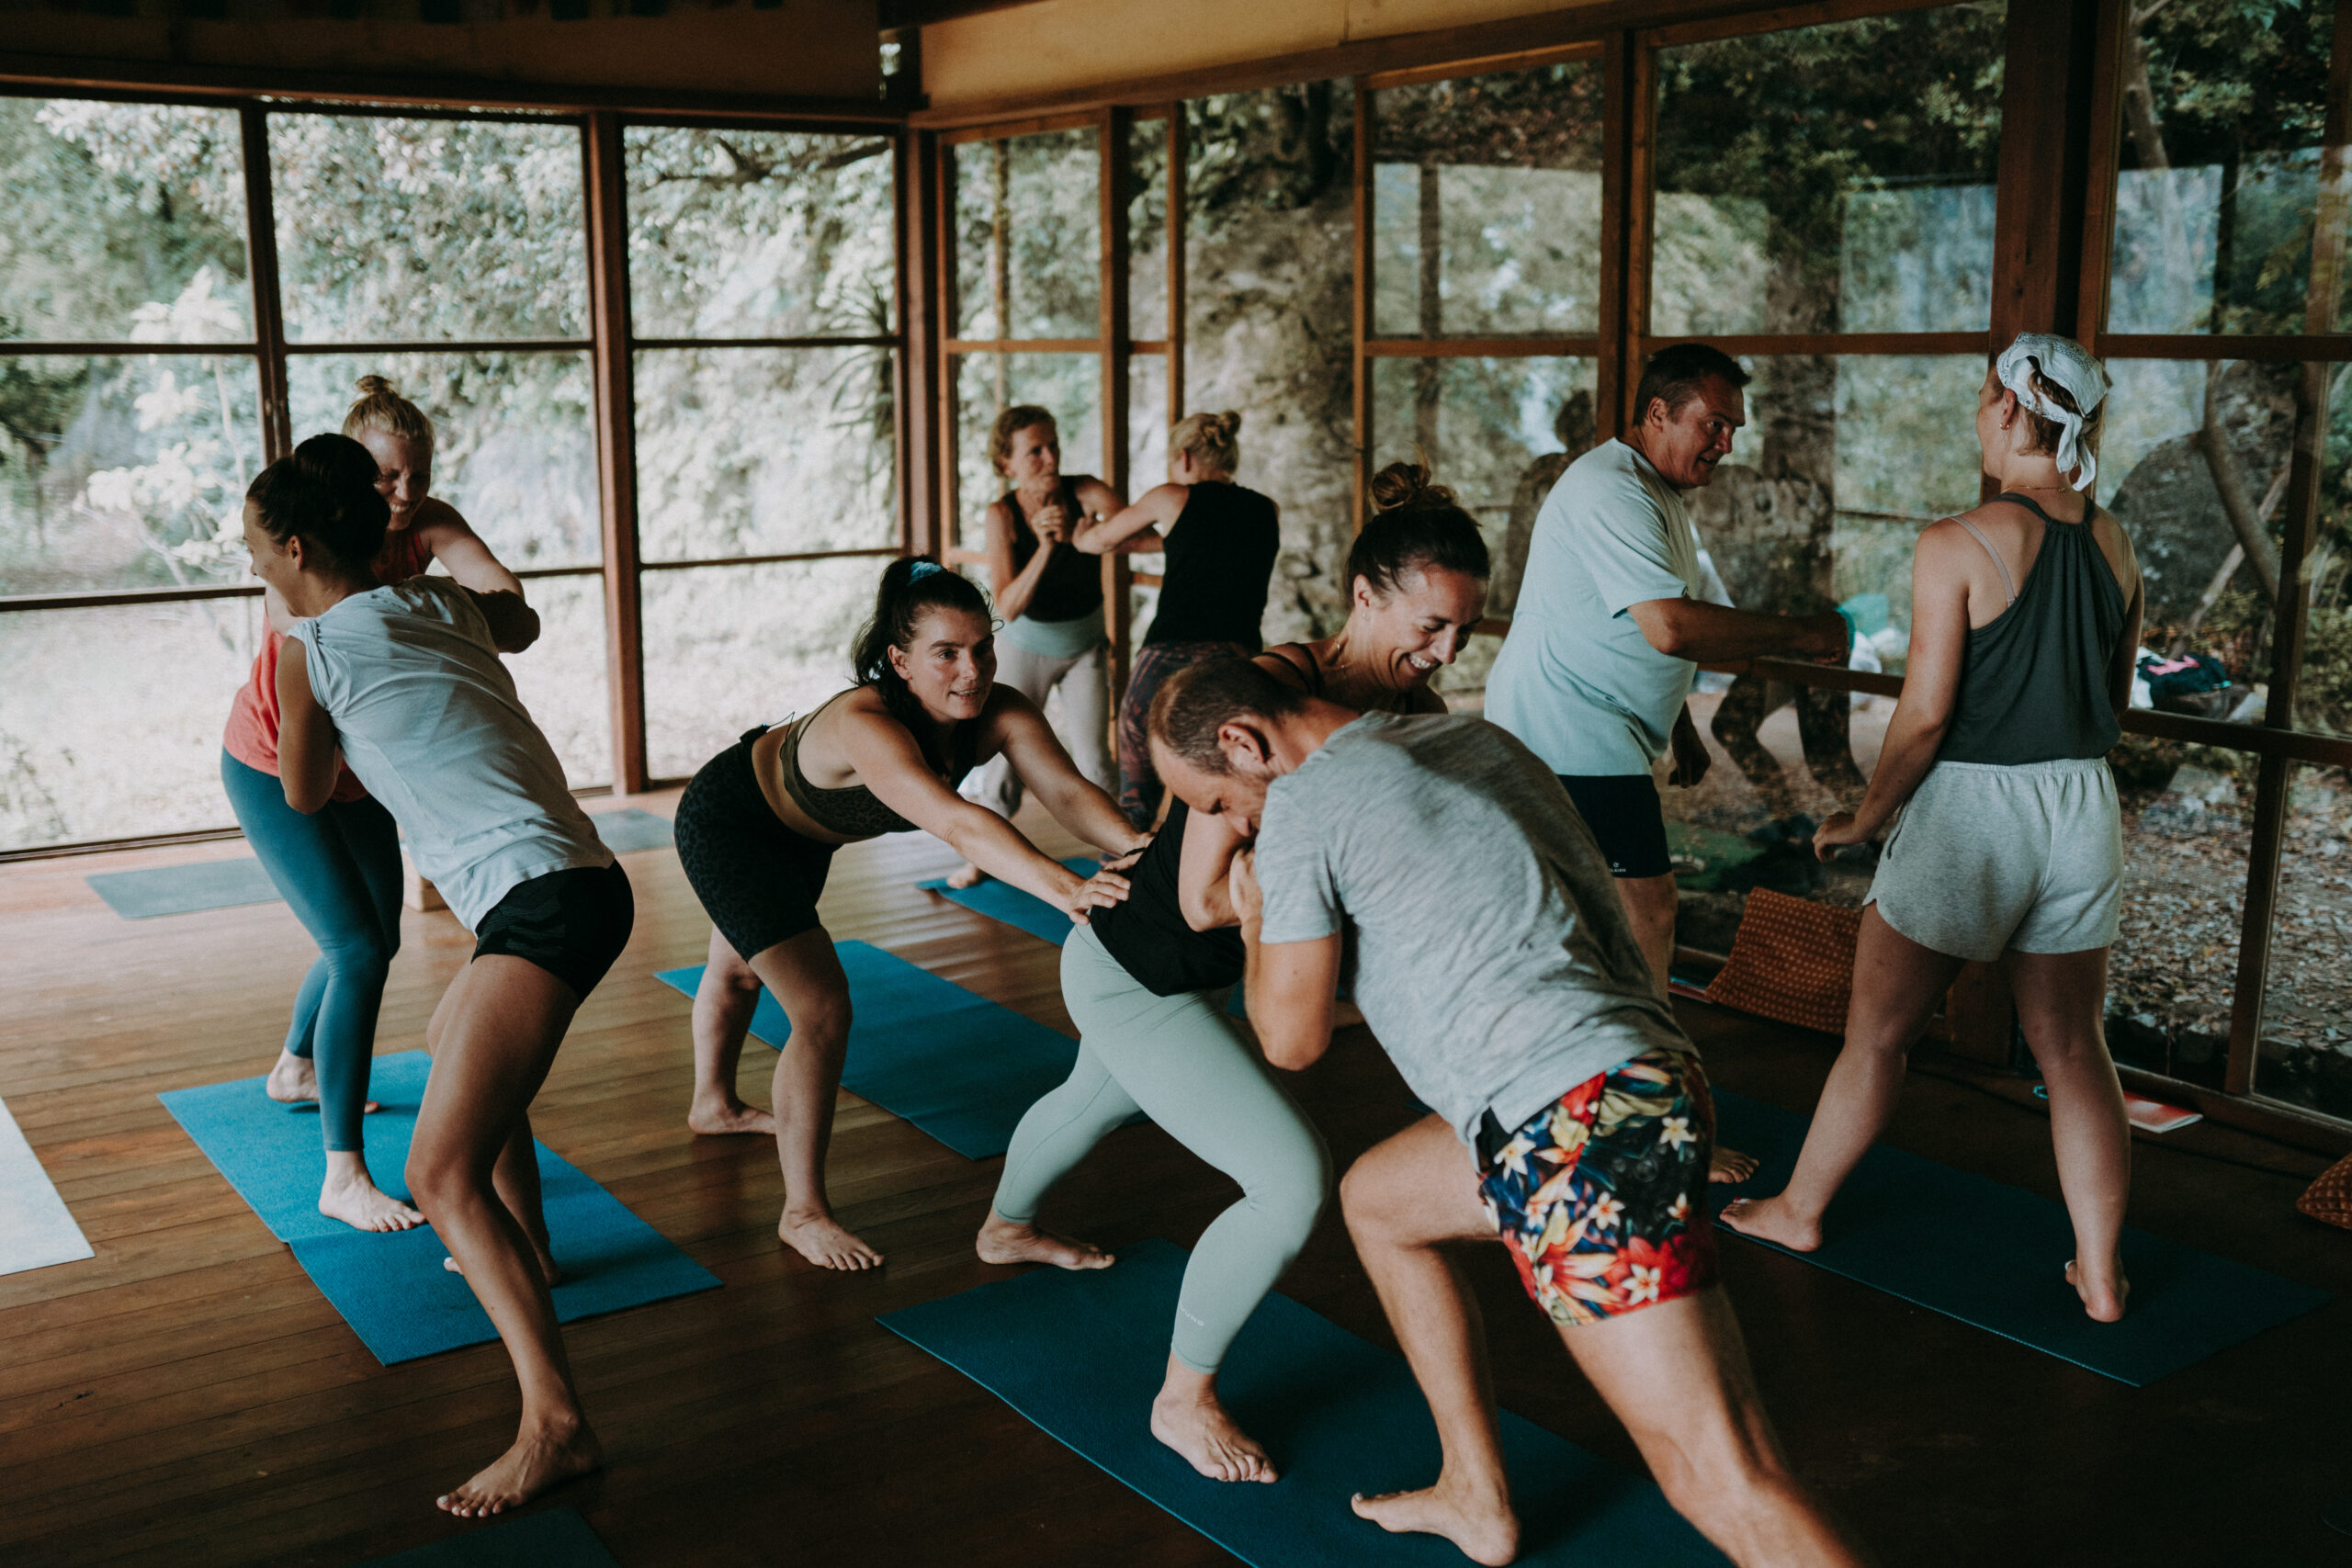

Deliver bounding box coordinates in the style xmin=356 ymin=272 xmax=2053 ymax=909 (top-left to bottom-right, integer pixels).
xmin=1115 ymin=638 xmax=1252 ymax=829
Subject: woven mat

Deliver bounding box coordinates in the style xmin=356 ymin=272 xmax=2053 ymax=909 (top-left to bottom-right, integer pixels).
xmin=2298 ymin=1151 xmax=2352 ymax=1232
xmin=1701 ymin=888 xmax=1862 ymax=1036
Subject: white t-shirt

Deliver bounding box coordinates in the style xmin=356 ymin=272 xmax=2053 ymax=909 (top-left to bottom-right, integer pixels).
xmin=292 ymin=576 xmax=611 ymax=931
xmin=1485 ymin=439 xmax=1705 ymax=776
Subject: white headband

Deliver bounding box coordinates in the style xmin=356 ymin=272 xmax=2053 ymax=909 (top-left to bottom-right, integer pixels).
xmin=1996 ymin=333 xmax=2109 ymax=492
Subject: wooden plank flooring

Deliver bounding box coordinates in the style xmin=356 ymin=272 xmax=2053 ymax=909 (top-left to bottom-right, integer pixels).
xmin=3 ymin=799 xmax=2351 ymax=1565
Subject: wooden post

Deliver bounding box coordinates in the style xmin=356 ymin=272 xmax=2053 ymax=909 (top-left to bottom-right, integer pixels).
xmin=899 ymin=129 xmax=945 ymax=560
xmin=583 ymin=112 xmax=647 ymax=794
xmin=1102 ymin=107 xmax=1135 ymax=734
xmin=1351 ymin=77 xmax=1374 ymax=528
xmin=238 ymin=107 xmax=291 ymax=464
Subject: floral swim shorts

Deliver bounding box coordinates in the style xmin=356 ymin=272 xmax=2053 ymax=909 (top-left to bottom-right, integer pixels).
xmin=1475 ymin=1046 xmax=1719 ymax=1326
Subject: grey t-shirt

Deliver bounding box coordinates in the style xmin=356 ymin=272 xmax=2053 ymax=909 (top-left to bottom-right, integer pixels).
xmin=1253 ymin=713 xmax=1692 ymax=1147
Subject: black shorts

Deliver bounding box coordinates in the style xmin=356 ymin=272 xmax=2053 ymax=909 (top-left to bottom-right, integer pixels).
xmin=473 ymin=863 xmax=635 ymax=998
xmin=675 ymin=726 xmax=837 ymax=961
xmin=1556 ymin=773 xmax=1672 ymax=880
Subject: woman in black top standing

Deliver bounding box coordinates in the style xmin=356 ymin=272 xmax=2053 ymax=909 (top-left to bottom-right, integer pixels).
xmin=948 ymin=406 xmax=1131 ymax=888
xmin=1076 ymin=410 xmax=1280 ymax=828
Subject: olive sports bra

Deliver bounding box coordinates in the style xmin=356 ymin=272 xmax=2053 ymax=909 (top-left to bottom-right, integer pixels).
xmin=775 ymin=691 xmax=982 ymax=839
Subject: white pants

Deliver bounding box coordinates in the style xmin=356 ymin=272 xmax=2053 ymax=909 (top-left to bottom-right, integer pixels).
xmin=963 ymin=637 xmax=1113 ymax=819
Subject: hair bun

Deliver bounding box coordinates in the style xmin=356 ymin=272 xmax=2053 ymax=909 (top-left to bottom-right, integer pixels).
xmin=355 ymin=374 xmax=395 ymax=397
xmin=1369 ymin=459 xmax=1455 ymax=513
xmin=1214 ymin=411 xmax=1242 ymax=439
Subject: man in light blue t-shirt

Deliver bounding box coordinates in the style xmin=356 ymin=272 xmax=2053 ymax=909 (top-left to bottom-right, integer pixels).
xmin=1487 ymin=344 xmax=1847 ymax=992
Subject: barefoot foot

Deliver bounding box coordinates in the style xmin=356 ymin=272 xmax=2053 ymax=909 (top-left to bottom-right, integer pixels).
xmin=976 ymin=1212 xmax=1114 ymax=1270
xmin=2066 ymin=1259 xmax=2130 ymax=1322
xmin=1352 ymin=1482 xmax=1521 ymax=1566
xmin=686 ymin=1093 xmax=778 ymax=1137
xmin=944 ymin=861 xmax=987 ymax=890
xmin=1718 ymin=1194 xmax=1824 ymax=1252
xmin=266 ymin=1050 xmax=380 ymax=1113
xmin=1709 ymin=1144 xmax=1760 ymax=1184
xmin=435 ymin=1417 xmax=603 ymax=1517
xmin=443 ymin=1245 xmax=562 ymax=1288
xmin=1151 ymin=1382 xmax=1275 ymax=1483
xmin=318 ymin=1173 xmax=424 ymax=1234
xmin=781 ymin=1209 xmax=882 ymax=1270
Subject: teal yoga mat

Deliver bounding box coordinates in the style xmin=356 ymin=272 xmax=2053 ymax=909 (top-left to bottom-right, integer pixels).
xmin=656 ymin=940 xmax=1098 ymax=1159
xmin=588 ymin=807 xmax=673 ymax=854
xmin=87 ymin=856 xmax=279 ymax=919
xmin=880 ymin=1237 xmax=1726 ymax=1567
xmin=357 ymin=1508 xmax=621 ymax=1566
xmin=918 ymin=856 xmax=1098 ymax=945
xmin=1709 ymin=1088 xmax=2330 ymax=1384
xmin=160 ymin=1052 xmax=719 ymax=1364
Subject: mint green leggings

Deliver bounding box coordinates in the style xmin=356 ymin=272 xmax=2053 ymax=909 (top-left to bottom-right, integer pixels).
xmin=994 ymin=923 xmax=1331 ymax=1374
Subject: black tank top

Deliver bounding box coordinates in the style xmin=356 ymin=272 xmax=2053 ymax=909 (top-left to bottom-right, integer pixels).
xmin=1002 ymin=480 xmax=1103 ymax=624
xmin=1143 ymin=479 xmax=1279 ymax=647
xmin=1088 ymin=797 xmax=1245 ymax=997
xmin=1937 ymin=494 xmax=2128 ymax=766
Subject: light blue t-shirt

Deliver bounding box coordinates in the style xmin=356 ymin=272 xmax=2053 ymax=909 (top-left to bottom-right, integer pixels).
xmin=1486 ymin=439 xmax=1705 ymax=776
xmin=1252 ymin=713 xmax=1691 ymax=1148
xmin=292 ymin=577 xmax=611 ymax=931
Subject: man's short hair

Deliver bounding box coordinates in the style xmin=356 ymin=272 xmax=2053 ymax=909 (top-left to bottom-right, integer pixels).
xmin=1147 ymin=657 xmax=1307 ymax=777
xmin=1631 ymin=343 xmax=1751 ymax=427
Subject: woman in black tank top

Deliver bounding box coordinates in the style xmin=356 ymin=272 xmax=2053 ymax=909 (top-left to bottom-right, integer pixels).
xmin=1076 ymin=411 xmax=1283 ymax=826
xmin=1725 ymin=336 xmax=2147 ymax=1325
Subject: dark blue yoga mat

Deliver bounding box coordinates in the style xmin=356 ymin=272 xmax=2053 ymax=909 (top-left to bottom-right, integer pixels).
xmin=2326 ymin=1495 xmax=2352 ymax=1539
xmin=87 ymin=856 xmax=280 ymax=919
xmin=880 ymin=1237 xmax=1725 ymax=1567
xmin=656 ymin=940 xmax=1097 ymax=1160
xmin=917 ymin=856 xmax=1098 ymax=945
xmin=589 ymin=807 xmax=673 ymax=854
xmin=357 ymin=1508 xmax=621 ymax=1566
xmin=160 ymin=1052 xmax=719 ymax=1364
xmin=1709 ymin=1089 xmax=2331 ymax=1385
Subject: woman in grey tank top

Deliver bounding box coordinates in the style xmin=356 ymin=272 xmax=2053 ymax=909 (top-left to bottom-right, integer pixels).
xmin=1725 ymin=335 xmax=2146 ymax=1326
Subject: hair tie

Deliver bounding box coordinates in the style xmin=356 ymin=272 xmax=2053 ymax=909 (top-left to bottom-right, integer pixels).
xmin=908 ymin=560 xmax=944 ymax=581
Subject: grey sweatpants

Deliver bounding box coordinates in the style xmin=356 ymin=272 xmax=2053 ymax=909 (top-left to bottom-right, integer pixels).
xmin=993 ymin=923 xmax=1331 ymax=1373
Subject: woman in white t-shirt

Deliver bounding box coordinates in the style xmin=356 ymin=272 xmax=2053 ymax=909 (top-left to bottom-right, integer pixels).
xmin=251 ymin=434 xmax=628 ymax=1519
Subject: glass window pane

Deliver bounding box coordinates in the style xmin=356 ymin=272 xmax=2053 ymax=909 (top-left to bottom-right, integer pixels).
xmin=0 ymin=99 xmax=251 ymax=345
xmin=1651 ymin=4 xmax=2006 ymax=335
xmin=1129 ymin=116 xmax=1170 ymax=344
xmin=269 ymin=113 xmax=587 ymax=343
xmin=641 ymin=557 xmax=881 ymax=781
xmin=1128 ymin=353 xmax=1169 ymax=499
xmin=952 ymin=130 xmax=1101 ymax=342
xmin=2256 ymin=763 xmax=2352 ymax=1116
xmin=624 ymin=126 xmax=896 ymax=341
xmin=1373 ymin=63 xmax=1605 ymax=337
xmin=2107 ymin=2 xmax=2339 ymax=335
xmin=634 ymin=346 xmax=898 ymax=561
xmin=287 ymin=351 xmax=598 ymax=570
xmin=0 ymin=355 xmax=264 ymax=596
xmin=503 ymin=574 xmax=610 ymax=791
xmin=0 ymin=597 xmax=264 ymax=849
xmin=952 ymin=352 xmax=1101 ymax=551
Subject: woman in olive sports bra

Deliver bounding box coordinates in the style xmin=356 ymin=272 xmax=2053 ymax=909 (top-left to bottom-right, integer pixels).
xmin=672 ymin=558 xmax=1148 ymax=1271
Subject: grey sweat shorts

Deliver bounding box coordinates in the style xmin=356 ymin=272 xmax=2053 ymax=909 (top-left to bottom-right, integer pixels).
xmin=1865 ymin=757 xmax=2122 ymax=964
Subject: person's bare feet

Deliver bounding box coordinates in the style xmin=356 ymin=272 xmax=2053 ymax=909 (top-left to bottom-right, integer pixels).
xmin=266 ymin=1049 xmax=379 ymax=1113
xmin=781 ymin=1207 xmax=882 ymax=1270
xmin=2066 ymin=1259 xmax=2130 ymax=1322
xmin=435 ymin=1414 xmax=603 ymax=1517
xmin=1709 ymin=1144 xmax=1759 ymax=1183
xmin=1352 ymin=1479 xmax=1521 ymax=1565
xmin=318 ymin=1166 xmax=424 ymax=1234
xmin=944 ymin=861 xmax=987 ymax=890
xmin=1151 ymin=1376 xmax=1275 ymax=1483
xmin=444 ymin=1240 xmax=562 ymax=1288
xmin=1719 ymin=1193 xmax=1824 ymax=1252
xmin=976 ymin=1211 xmax=1114 ymax=1270
xmin=687 ymin=1090 xmax=777 ymax=1137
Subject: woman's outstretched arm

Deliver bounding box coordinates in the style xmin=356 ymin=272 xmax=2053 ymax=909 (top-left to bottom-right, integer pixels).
xmin=1072 ymin=483 xmax=1184 ymax=555
xmin=989 ymin=690 xmax=1151 ymax=862
xmin=275 ymin=638 xmax=342 ymax=815
xmin=413 ymin=499 xmax=540 ymax=651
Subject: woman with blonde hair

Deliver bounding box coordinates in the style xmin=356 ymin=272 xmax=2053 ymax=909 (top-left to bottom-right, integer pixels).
xmin=219 ymin=377 xmax=538 ymax=1235
xmin=1725 ymin=334 xmax=2144 ymax=1323
xmin=1076 ymin=410 xmax=1280 ymax=828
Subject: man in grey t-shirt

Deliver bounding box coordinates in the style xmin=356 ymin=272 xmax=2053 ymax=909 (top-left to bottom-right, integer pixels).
xmin=1146 ymin=659 xmax=1867 ymax=1568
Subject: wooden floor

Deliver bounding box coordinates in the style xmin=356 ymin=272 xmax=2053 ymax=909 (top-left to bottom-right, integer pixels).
xmin=4 ymin=797 xmax=2351 ymax=1567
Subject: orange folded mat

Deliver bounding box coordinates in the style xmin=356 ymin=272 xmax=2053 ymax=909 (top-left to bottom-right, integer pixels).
xmin=1700 ymin=887 xmax=1863 ymax=1036
xmin=2298 ymin=1151 xmax=2352 ymax=1232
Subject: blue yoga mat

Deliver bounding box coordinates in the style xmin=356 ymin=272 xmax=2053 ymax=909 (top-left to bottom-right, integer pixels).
xmin=589 ymin=807 xmax=673 ymax=854
xmin=357 ymin=1508 xmax=621 ymax=1566
xmin=87 ymin=856 xmax=280 ymax=919
xmin=160 ymin=1052 xmax=719 ymax=1364
xmin=881 ymin=1237 xmax=1725 ymax=1567
xmin=657 ymin=940 xmax=1100 ymax=1160
xmin=1709 ymin=1089 xmax=2330 ymax=1385
xmin=2327 ymin=1495 xmax=2352 ymax=1539
xmin=918 ymin=856 xmax=1098 ymax=945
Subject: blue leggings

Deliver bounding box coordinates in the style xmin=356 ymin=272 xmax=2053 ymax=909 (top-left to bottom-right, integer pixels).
xmin=220 ymin=751 xmax=402 ymax=1153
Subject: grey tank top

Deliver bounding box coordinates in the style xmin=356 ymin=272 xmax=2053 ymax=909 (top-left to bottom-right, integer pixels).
xmin=1937 ymin=494 xmax=2128 ymax=766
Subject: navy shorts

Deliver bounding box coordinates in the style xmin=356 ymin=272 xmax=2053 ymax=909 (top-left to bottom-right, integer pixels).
xmin=1556 ymin=773 xmax=1672 ymax=880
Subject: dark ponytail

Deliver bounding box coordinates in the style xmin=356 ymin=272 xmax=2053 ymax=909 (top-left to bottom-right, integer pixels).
xmin=246 ymin=433 xmax=390 ymax=572
xmin=1351 ymin=460 xmax=1490 ymax=598
xmin=852 ymin=557 xmax=993 ymax=767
